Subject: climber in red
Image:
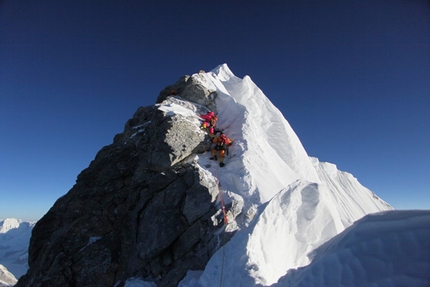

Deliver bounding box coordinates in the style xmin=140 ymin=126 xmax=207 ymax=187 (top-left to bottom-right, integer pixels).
xmin=210 ymin=132 xmax=232 ymax=167
xmin=200 ymin=111 xmax=218 ymax=138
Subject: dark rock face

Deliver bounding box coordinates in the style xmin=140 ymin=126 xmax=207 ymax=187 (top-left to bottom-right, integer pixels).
xmin=16 ymin=76 xmax=230 ymax=287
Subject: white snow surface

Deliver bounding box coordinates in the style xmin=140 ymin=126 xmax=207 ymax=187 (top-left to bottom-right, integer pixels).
xmin=150 ymin=64 xmax=429 ymax=287
xmin=274 ymin=210 xmax=430 ymax=287
xmin=178 ymin=65 xmax=394 ymax=286
xmin=5 ymin=64 xmax=429 ymax=286
xmin=0 ymin=218 xmax=22 ymax=234
xmin=0 ymin=218 xmax=35 ymax=280
xmin=196 ymin=64 xmax=321 ymax=205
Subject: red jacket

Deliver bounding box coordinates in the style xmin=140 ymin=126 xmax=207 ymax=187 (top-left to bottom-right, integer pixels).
xmin=200 ymin=112 xmax=215 ymax=122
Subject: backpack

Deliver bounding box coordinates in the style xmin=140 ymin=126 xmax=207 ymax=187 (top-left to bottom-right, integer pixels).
xmin=215 ymin=134 xmax=229 ymax=151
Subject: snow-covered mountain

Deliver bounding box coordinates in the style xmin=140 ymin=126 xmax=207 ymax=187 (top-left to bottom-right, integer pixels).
xmin=130 ymin=64 xmax=425 ymax=287
xmin=172 ymin=64 xmax=396 ymax=286
xmin=0 ymin=218 xmax=35 ymax=284
xmin=127 ymin=65 xmax=429 ymax=286
xmin=15 ymin=64 xmax=430 ymax=287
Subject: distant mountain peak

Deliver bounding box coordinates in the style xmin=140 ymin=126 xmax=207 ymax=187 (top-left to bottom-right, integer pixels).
xmin=0 ymin=218 xmax=22 ymax=234
xmin=0 ymin=218 xmax=35 ymax=281
xmin=0 ymin=264 xmax=17 ymax=287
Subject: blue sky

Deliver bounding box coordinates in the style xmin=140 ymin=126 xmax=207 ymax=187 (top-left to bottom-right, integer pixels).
xmin=1 ymin=0 xmax=429 ymax=221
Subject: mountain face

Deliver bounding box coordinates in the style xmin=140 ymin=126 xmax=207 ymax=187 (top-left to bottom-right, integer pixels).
xmin=0 ymin=218 xmax=35 ymax=283
xmin=16 ymin=64 xmax=394 ymax=287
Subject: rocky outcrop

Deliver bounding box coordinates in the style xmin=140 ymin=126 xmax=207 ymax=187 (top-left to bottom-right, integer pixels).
xmin=156 ymin=72 xmax=218 ymax=112
xmin=16 ymin=75 xmax=231 ymax=287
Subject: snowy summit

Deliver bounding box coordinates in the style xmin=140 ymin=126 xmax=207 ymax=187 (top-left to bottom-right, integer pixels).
xmin=155 ymin=64 xmax=429 ymax=287
xmin=12 ymin=64 xmax=430 ymax=287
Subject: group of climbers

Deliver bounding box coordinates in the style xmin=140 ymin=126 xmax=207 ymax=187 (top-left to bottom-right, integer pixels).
xmin=166 ymin=90 xmax=232 ymax=167
xmin=200 ymin=111 xmax=232 ymax=167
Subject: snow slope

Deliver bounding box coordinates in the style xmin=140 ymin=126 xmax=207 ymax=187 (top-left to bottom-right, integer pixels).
xmin=275 ymin=210 xmax=430 ymax=287
xmin=196 ymin=65 xmax=320 ymax=205
xmin=173 ymin=64 xmax=396 ymax=286
xmin=0 ymin=218 xmax=35 ymax=280
xmin=124 ymin=64 xmax=430 ymax=287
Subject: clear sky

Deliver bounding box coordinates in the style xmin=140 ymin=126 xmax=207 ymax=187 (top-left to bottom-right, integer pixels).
xmin=1 ymin=0 xmax=429 ymax=221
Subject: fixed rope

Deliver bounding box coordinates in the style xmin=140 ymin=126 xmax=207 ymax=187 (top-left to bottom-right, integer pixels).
xmin=212 ymin=165 xmax=228 ymax=287
xmin=218 ymin=181 xmax=228 ymax=225
xmin=213 ymin=166 xmax=228 ymax=225
xmin=219 ymin=231 xmax=226 ymax=287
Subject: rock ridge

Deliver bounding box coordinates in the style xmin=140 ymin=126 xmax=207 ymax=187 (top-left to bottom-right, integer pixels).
xmin=16 ymin=74 xmax=232 ymax=287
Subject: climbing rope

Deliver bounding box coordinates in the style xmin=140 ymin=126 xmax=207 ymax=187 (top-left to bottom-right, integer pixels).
xmin=211 ymin=164 xmax=228 ymax=287
xmin=218 ymin=182 xmax=228 ymax=225
xmin=213 ymin=165 xmax=228 ymax=225
xmin=219 ymin=233 xmax=226 ymax=287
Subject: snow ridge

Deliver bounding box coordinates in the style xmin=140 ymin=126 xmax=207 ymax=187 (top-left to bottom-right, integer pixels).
xmin=198 ymin=64 xmax=320 ymax=205
xmin=179 ymin=64 xmax=395 ymax=286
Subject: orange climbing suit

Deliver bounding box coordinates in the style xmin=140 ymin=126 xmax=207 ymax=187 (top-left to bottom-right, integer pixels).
xmin=211 ymin=134 xmax=232 ymax=163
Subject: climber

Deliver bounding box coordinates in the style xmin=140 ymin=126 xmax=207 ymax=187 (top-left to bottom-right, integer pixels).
xmin=199 ymin=111 xmax=218 ymax=138
xmin=210 ymin=132 xmax=232 ymax=167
